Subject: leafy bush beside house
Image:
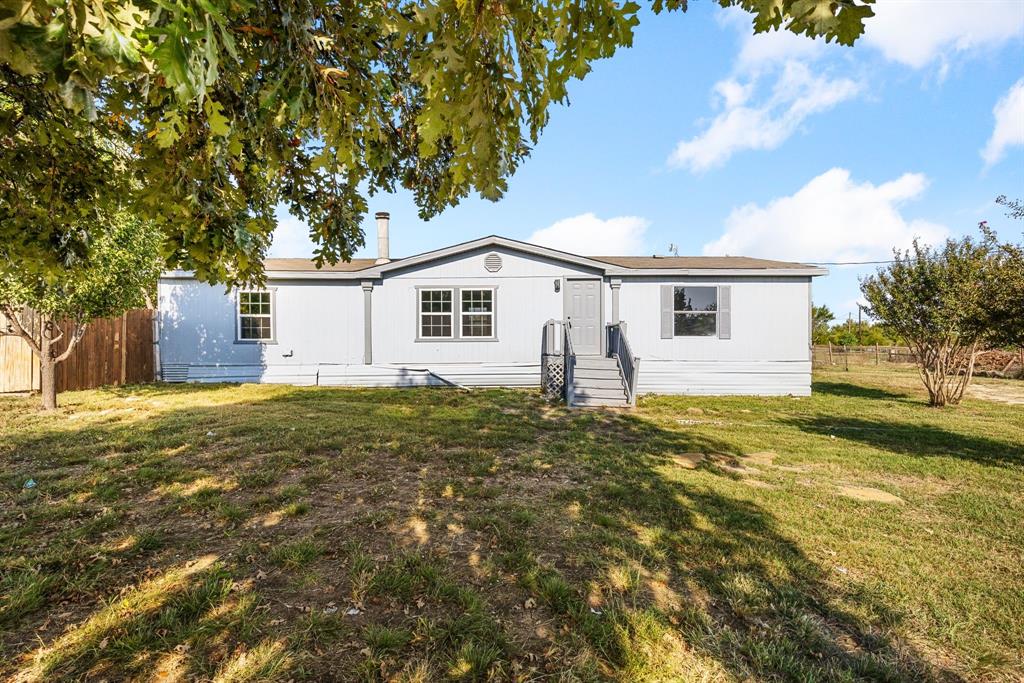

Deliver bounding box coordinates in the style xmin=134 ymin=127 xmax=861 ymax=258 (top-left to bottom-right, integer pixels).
xmin=861 ymin=224 xmax=1024 ymax=407
xmin=978 ymin=222 xmax=1024 ymax=370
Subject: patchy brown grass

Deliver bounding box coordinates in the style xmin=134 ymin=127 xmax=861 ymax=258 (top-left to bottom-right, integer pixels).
xmin=0 ymin=366 xmax=1022 ymax=681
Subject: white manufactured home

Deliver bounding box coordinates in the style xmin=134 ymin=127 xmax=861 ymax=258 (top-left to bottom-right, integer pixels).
xmin=157 ymin=213 xmax=826 ymax=406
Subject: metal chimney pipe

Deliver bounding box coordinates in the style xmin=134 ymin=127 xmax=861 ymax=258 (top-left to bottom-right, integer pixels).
xmin=374 ymin=211 xmax=390 ymax=264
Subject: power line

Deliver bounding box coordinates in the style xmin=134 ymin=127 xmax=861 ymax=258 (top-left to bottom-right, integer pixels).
xmin=810 ymin=259 xmax=897 ymax=265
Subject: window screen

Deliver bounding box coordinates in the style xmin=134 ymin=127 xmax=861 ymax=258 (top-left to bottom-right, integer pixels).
xmin=238 ymin=291 xmax=273 ymax=341
xmin=420 ymin=289 xmax=453 ymax=338
xmin=461 ymin=289 xmax=494 ymax=338
xmin=673 ymin=286 xmax=717 ymax=337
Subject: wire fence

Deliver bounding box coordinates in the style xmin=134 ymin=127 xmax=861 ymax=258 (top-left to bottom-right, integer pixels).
xmin=812 ymin=344 xmax=917 ymax=370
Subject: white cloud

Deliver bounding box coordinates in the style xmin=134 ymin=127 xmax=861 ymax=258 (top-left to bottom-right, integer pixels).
xmin=668 ymin=8 xmax=863 ymax=172
xmin=527 ymin=213 xmax=649 ymax=255
xmin=668 ymin=62 xmax=862 ymax=172
xmin=863 ymin=0 xmax=1024 ymax=70
xmin=703 ymin=168 xmax=949 ymax=262
xmin=268 ymin=208 xmax=317 ymax=258
xmin=717 ymin=7 xmax=829 ymax=71
xmin=982 ymin=78 xmax=1024 ymax=167
xmin=713 ymin=78 xmax=753 ymax=109
xmin=736 ymin=26 xmax=826 ymax=72
xmin=671 ymin=2 xmax=1024 ymax=173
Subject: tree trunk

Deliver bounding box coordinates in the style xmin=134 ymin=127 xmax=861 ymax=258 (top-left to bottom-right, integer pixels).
xmin=39 ymin=331 xmax=57 ymax=410
xmin=946 ymin=342 xmax=978 ymax=405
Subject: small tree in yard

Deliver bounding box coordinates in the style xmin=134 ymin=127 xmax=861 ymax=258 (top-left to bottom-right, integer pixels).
xmin=0 ymin=216 xmax=161 ymax=410
xmin=861 ymin=234 xmax=992 ymax=407
xmin=980 ymin=221 xmax=1024 ymax=373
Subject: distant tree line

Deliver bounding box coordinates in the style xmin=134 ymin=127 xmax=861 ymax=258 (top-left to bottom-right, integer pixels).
xmin=812 ymin=306 xmax=901 ymax=347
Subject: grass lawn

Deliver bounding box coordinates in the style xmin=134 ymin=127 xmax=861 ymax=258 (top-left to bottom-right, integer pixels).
xmin=1 ymin=366 xmax=1021 ymax=682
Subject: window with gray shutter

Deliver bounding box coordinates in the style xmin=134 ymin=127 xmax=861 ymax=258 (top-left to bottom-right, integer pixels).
xmin=718 ymin=285 xmax=732 ymax=339
xmin=660 ymin=285 xmax=673 ymax=339
xmin=672 ymin=286 xmax=717 ymax=337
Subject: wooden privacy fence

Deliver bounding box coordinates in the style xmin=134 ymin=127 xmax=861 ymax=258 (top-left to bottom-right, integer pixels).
xmin=811 ymin=344 xmax=918 ymax=369
xmin=0 ymin=309 xmax=155 ymax=393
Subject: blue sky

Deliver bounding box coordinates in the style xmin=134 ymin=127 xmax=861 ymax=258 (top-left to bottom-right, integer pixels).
xmin=270 ymin=0 xmax=1024 ymax=320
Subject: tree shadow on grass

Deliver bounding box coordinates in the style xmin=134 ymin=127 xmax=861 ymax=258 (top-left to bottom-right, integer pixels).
xmin=537 ymin=410 xmax=964 ymax=682
xmin=0 ymin=385 xmax=975 ymax=681
xmin=784 ymin=414 xmax=1023 ymax=468
xmin=813 ymin=380 xmax=913 ymax=402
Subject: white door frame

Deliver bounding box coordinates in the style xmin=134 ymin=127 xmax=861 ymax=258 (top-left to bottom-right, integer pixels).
xmin=562 ymin=276 xmax=604 ymax=355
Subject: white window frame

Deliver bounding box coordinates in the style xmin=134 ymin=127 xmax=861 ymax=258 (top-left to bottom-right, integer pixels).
xmin=236 ymin=289 xmax=276 ymax=343
xmin=418 ymin=288 xmax=455 ymax=340
xmin=672 ymin=285 xmax=718 ymax=337
xmin=459 ymin=287 xmax=496 ymax=339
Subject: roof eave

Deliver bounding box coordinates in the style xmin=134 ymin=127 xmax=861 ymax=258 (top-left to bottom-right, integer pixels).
xmin=160 ymin=238 xmax=829 ymax=280
xmin=604 ymin=267 xmax=828 ymax=277
xmin=162 ymin=266 xmax=829 ymax=281
xmin=160 ymin=268 xmax=382 ymax=280
xmin=369 ymin=235 xmax=610 ymax=275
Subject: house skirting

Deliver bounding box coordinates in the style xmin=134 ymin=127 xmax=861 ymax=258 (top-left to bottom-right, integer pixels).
xmin=160 ymin=359 xmax=811 ymax=396
xmin=635 ymin=359 xmax=812 ymax=396
xmin=161 ymin=362 xmax=543 ymax=388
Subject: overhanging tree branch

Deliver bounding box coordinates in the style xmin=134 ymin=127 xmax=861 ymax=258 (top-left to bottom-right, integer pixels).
xmin=53 ymin=321 xmax=88 ymax=363
xmin=0 ymin=304 xmax=41 ymax=356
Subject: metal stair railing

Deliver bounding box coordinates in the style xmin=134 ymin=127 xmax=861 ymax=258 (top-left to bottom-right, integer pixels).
xmin=606 ymin=322 xmax=640 ymax=406
xmin=541 ymin=319 xmax=577 ymax=406
xmin=562 ymin=319 xmax=576 ymax=407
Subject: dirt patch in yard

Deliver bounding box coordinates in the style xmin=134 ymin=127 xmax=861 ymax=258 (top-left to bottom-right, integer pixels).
xmin=711 ymin=455 xmax=762 ymax=476
xmin=671 ymin=453 xmax=706 ymax=469
xmin=741 ymin=451 xmax=777 ymax=466
xmin=968 ymin=382 xmax=1024 ymax=405
xmin=836 ymin=485 xmax=904 ymax=505
xmin=671 ymin=451 xmax=777 ymax=472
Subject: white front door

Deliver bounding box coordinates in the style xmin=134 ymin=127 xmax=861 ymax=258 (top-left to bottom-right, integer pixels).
xmin=565 ymin=278 xmax=602 ymax=355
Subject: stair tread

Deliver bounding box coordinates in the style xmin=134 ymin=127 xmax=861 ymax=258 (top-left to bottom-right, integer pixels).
xmin=575 ymin=387 xmax=628 ymax=398
xmin=573 ymin=378 xmax=624 ymax=389
xmin=567 ymin=354 xmax=632 ymax=408
xmin=573 ymin=398 xmax=630 ymax=408
xmin=574 ymin=357 xmax=620 ymax=368
xmin=574 ymin=368 xmax=623 ymax=378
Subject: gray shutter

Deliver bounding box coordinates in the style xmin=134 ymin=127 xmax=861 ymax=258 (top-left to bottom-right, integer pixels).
xmin=660 ymin=285 xmax=674 ymax=339
xmin=718 ymin=285 xmax=732 ymax=339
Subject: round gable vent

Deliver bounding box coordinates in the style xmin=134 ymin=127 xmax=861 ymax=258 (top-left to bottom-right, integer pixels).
xmin=484 ymin=252 xmax=503 ymax=273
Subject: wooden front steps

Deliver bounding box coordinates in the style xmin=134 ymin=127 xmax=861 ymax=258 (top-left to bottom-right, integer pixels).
xmin=570 ymin=356 xmax=630 ymax=408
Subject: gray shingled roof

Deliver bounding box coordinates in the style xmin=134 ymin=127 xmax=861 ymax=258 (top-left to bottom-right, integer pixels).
xmin=589 ymin=255 xmax=814 ymax=270
xmin=263 ymin=258 xmax=381 ymax=272
xmin=263 ymin=254 xmax=812 ymax=272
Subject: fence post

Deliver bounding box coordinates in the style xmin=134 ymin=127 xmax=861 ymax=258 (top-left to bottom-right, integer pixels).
xmin=120 ymin=312 xmax=128 ymax=385
xmin=828 ymin=342 xmax=833 ymax=366
xmin=875 ymin=343 xmax=880 ymax=365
